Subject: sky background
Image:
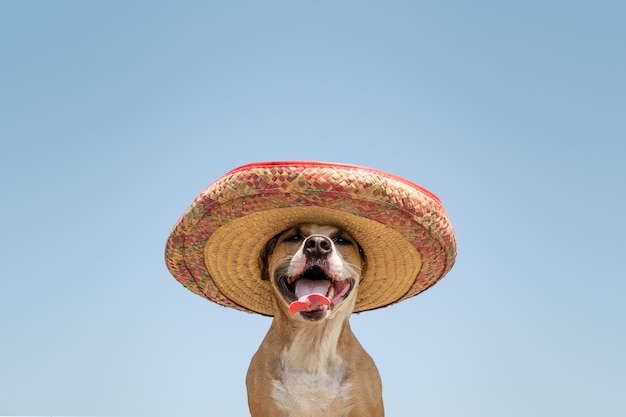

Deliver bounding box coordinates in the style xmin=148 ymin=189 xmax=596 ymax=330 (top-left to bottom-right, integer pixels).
xmin=1 ymin=1 xmax=624 ymax=416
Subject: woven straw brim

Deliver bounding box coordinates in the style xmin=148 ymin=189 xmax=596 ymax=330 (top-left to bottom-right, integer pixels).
xmin=165 ymin=161 xmax=456 ymax=316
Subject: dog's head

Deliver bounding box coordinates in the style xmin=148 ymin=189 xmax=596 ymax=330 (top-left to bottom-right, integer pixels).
xmin=260 ymin=224 xmax=364 ymax=321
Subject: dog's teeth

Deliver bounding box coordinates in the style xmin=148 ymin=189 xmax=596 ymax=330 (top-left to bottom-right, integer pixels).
xmin=327 ymin=285 xmax=334 ymax=300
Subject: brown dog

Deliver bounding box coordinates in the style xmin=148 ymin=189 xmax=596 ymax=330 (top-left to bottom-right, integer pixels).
xmin=246 ymin=224 xmax=384 ymax=417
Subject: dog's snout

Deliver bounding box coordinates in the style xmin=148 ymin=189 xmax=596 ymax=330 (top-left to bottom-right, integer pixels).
xmin=304 ymin=235 xmax=332 ymax=257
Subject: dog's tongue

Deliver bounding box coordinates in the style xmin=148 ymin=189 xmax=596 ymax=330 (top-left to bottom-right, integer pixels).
xmin=289 ymin=279 xmax=331 ymax=314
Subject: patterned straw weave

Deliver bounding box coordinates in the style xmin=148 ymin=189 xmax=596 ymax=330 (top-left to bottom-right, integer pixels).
xmin=165 ymin=161 xmax=457 ymax=316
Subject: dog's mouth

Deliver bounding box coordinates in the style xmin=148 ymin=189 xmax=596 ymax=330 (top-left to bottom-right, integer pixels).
xmin=277 ymin=265 xmax=354 ymax=319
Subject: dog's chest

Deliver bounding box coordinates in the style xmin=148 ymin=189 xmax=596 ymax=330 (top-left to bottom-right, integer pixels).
xmin=272 ymin=357 xmax=352 ymax=417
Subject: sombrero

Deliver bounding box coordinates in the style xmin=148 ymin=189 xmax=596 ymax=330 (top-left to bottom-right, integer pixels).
xmin=165 ymin=161 xmax=457 ymax=316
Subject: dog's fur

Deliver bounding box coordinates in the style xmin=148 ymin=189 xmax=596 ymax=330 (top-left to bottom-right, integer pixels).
xmin=246 ymin=224 xmax=384 ymax=417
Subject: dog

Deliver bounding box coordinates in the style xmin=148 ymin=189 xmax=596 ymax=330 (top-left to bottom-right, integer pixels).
xmin=246 ymin=224 xmax=384 ymax=417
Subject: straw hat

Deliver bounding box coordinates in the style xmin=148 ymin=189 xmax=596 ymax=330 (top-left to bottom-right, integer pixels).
xmin=165 ymin=161 xmax=457 ymax=316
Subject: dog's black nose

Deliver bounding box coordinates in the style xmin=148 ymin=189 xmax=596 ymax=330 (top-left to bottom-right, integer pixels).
xmin=304 ymin=235 xmax=332 ymax=257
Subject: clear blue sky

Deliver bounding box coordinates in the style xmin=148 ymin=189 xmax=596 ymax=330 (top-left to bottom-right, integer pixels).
xmin=1 ymin=1 xmax=624 ymax=416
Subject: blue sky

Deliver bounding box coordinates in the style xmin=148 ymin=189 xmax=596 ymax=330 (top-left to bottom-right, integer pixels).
xmin=1 ymin=1 xmax=624 ymax=416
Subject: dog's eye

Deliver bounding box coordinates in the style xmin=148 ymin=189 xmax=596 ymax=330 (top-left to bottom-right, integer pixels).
xmin=284 ymin=232 xmax=303 ymax=243
xmin=333 ymin=236 xmax=352 ymax=245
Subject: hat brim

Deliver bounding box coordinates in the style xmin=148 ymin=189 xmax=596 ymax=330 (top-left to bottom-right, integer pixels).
xmin=165 ymin=161 xmax=457 ymax=316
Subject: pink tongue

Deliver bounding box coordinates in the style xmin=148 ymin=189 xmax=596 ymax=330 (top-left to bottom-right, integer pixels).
xmin=289 ymin=294 xmax=331 ymax=314
xmin=289 ymin=279 xmax=331 ymax=315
